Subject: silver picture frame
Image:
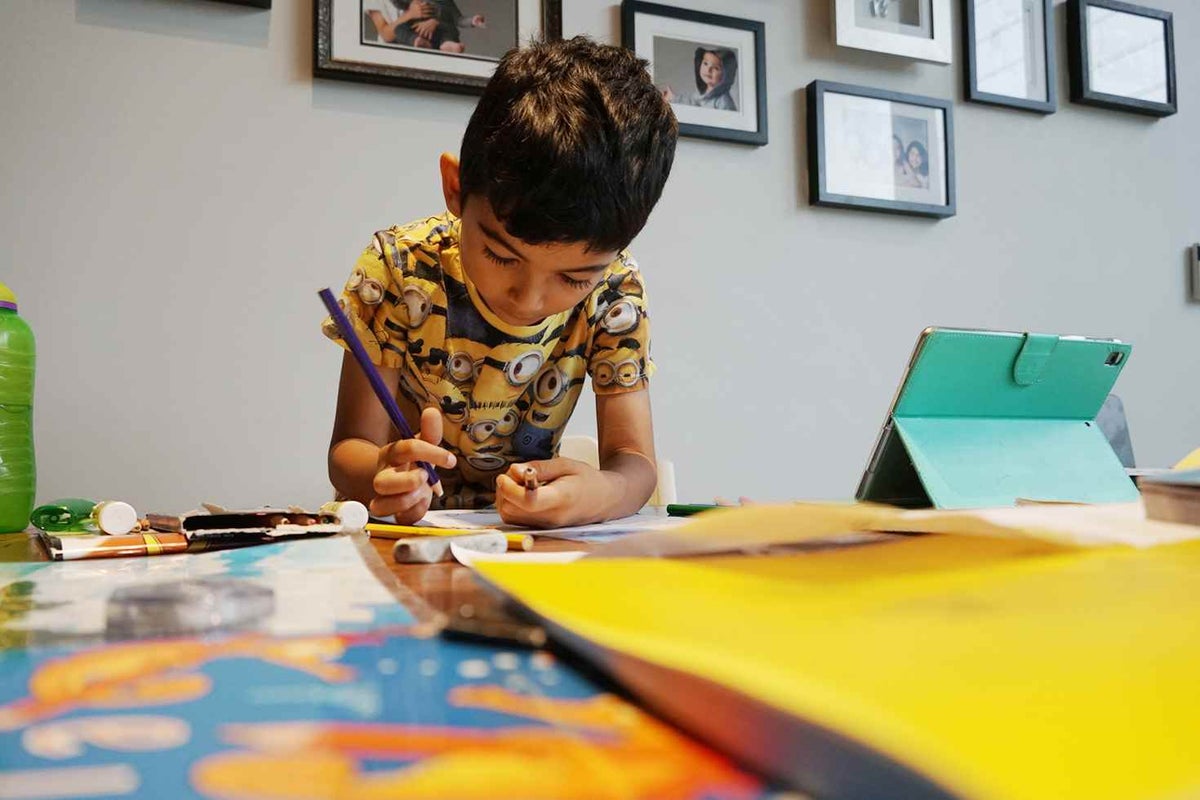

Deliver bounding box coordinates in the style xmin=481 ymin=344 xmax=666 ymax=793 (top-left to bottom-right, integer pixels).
xmin=833 ymin=0 xmax=953 ymax=63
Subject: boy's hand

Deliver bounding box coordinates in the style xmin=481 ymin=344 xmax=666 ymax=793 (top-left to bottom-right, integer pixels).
xmin=470 ymin=14 xmax=486 ymax=27
xmin=371 ymin=407 xmax=455 ymax=524
xmin=495 ymin=459 xmax=612 ymax=529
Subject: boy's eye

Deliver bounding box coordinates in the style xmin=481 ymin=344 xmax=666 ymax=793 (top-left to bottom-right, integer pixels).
xmin=483 ymin=246 xmax=517 ymax=266
xmin=560 ymin=274 xmax=594 ymax=290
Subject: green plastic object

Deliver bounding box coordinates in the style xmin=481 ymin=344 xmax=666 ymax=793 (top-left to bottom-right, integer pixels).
xmin=30 ymin=498 xmax=99 ymax=532
xmin=856 ymin=327 xmax=1139 ymax=509
xmin=0 ymin=282 xmax=36 ymax=533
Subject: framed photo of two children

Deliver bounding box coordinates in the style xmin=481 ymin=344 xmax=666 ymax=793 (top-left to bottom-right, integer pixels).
xmin=314 ymin=0 xmax=562 ymax=94
xmin=807 ymin=80 xmax=956 ymax=219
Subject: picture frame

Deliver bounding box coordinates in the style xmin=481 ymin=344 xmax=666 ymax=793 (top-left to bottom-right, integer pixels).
xmin=833 ymin=0 xmax=953 ymax=63
xmin=1067 ymin=0 xmax=1175 ymax=117
xmin=807 ymin=80 xmax=956 ymax=219
xmin=216 ymin=0 xmax=271 ymax=7
xmin=964 ymin=0 xmax=1056 ymax=113
xmin=621 ymin=1 xmax=767 ymax=146
xmin=314 ymin=0 xmax=562 ymax=96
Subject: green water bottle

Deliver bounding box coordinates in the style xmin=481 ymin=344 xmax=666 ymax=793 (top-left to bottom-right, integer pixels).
xmin=0 ymin=282 xmax=35 ymax=533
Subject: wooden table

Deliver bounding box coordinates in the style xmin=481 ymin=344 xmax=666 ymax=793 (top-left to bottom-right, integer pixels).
xmin=365 ymin=533 xmax=594 ymax=646
xmin=6 ymin=528 xmax=593 ymax=647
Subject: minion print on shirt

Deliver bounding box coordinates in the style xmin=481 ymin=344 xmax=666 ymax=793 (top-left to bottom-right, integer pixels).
xmin=322 ymin=213 xmax=654 ymax=509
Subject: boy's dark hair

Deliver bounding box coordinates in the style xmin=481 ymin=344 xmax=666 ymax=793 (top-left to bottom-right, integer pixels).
xmin=459 ymin=36 xmax=678 ymax=253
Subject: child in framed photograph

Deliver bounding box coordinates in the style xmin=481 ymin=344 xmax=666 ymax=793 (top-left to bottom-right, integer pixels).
xmin=364 ymin=0 xmax=486 ymax=54
xmin=662 ymin=46 xmax=738 ymax=111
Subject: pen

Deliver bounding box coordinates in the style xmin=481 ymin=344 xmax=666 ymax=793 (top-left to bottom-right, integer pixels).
xmin=319 ymin=288 xmax=442 ymax=496
xmin=523 ymin=466 xmax=539 ymax=493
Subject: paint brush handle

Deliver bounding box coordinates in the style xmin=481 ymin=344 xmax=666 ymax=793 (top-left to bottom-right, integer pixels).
xmin=318 ymin=288 xmax=442 ymax=495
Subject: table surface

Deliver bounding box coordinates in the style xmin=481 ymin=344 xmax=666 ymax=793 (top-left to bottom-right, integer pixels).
xmin=0 ymin=529 xmax=784 ymax=800
xmin=5 ymin=527 xmax=595 ymax=646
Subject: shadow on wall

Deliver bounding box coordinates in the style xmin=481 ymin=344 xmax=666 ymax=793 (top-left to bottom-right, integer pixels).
xmin=76 ymin=0 xmax=270 ymax=48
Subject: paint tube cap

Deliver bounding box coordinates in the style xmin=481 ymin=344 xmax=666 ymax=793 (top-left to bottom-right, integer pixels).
xmin=93 ymin=501 xmax=139 ymax=535
xmin=320 ymin=500 xmax=369 ymax=533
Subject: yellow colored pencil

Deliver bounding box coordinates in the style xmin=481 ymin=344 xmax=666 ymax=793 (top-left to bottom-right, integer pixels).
xmin=506 ymin=533 xmax=534 ymax=552
xmin=366 ymin=522 xmax=534 ymax=552
xmin=366 ymin=522 xmax=486 ymax=539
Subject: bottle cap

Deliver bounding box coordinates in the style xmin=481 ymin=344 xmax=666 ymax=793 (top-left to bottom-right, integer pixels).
xmin=94 ymin=501 xmax=139 ymax=535
xmin=320 ymin=500 xmax=369 ymax=533
xmin=0 ymin=282 xmax=16 ymax=312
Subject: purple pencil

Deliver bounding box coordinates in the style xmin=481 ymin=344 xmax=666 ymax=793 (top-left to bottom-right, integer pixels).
xmin=318 ymin=288 xmax=443 ymax=496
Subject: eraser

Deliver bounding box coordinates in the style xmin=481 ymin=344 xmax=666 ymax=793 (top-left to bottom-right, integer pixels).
xmin=392 ymin=531 xmax=506 ymax=563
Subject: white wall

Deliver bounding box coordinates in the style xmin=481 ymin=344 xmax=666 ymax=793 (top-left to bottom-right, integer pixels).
xmin=2 ymin=0 xmax=1196 ymax=513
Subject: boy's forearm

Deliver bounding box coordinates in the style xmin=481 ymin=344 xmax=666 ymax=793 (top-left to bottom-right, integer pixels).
xmin=596 ymin=451 xmax=658 ymax=521
xmin=328 ymin=438 xmax=381 ymax=505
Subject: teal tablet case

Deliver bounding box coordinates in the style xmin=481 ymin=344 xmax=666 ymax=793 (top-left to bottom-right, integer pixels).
xmin=857 ymin=328 xmax=1139 ymax=509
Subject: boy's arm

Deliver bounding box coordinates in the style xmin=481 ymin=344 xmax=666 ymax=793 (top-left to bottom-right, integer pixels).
xmin=595 ymin=388 xmax=658 ymax=516
xmin=328 ymin=352 xmax=455 ymax=521
xmin=329 ymin=353 xmax=395 ymax=504
xmin=494 ymin=389 xmax=657 ymax=528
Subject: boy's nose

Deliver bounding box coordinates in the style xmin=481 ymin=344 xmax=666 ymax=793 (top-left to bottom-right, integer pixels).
xmin=508 ymin=282 xmax=540 ymax=311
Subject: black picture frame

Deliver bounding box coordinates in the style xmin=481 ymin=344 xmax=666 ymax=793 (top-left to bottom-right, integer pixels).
xmin=807 ymin=80 xmax=956 ymax=219
xmin=1067 ymin=0 xmax=1176 ymax=117
xmin=964 ymin=0 xmax=1057 ymax=113
xmin=621 ymin=1 xmax=767 ymax=146
xmin=314 ymin=0 xmax=562 ymax=96
xmin=216 ymin=0 xmax=271 ymax=7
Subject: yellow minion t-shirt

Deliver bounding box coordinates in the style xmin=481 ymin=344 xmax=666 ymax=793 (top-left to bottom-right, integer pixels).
xmin=322 ymin=213 xmax=654 ymax=508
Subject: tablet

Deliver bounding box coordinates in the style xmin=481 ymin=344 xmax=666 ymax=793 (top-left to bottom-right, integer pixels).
xmin=855 ymin=327 xmax=1138 ymax=508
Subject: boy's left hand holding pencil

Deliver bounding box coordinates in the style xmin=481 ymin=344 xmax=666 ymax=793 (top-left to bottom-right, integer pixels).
xmin=495 ymin=459 xmax=618 ymax=529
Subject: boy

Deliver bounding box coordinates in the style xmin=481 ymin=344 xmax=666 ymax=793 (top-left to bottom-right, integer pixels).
xmin=322 ymin=37 xmax=678 ymax=528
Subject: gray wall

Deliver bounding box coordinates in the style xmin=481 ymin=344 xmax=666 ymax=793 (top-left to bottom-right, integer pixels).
xmin=1 ymin=0 xmax=1196 ymax=513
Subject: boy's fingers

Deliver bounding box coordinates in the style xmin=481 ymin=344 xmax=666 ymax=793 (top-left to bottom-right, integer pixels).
xmin=419 ymin=406 xmax=443 ymax=446
xmin=496 ymin=474 xmax=561 ymax=512
xmin=369 ymin=486 xmax=429 ymax=519
xmin=374 ymin=466 xmax=427 ymax=496
xmin=509 ymin=458 xmax=581 ymax=484
xmin=380 ymin=439 xmax=456 ymax=469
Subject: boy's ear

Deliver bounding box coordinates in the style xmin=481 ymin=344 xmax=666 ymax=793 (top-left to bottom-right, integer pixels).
xmin=439 ymin=153 xmax=463 ymax=217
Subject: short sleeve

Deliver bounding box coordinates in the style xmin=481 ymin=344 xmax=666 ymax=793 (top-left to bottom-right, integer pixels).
xmin=587 ymin=256 xmax=655 ymax=395
xmin=321 ymin=234 xmax=405 ymax=368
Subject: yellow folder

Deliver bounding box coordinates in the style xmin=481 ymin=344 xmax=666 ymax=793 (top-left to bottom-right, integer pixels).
xmin=476 ymin=528 xmax=1200 ymax=800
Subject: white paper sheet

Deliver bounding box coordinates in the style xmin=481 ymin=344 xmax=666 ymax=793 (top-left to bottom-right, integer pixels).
xmin=450 ymin=543 xmax=588 ymax=567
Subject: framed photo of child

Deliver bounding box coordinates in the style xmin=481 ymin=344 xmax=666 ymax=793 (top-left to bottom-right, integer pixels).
xmin=621 ymin=1 xmax=767 ymax=146
xmin=807 ymin=80 xmax=956 ymax=219
xmin=964 ymin=0 xmax=1057 ymax=114
xmin=314 ymin=0 xmax=561 ymax=95
xmin=834 ymin=0 xmax=953 ymax=63
xmin=1067 ymin=0 xmax=1176 ymax=117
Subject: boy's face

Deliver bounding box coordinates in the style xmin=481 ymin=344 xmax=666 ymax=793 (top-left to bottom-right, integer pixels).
xmin=441 ymin=154 xmax=618 ymax=327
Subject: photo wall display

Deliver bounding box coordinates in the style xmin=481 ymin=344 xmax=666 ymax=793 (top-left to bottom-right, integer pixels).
xmin=621 ymin=0 xmax=768 ymax=146
xmin=1067 ymin=0 xmax=1176 ymax=117
xmin=314 ymin=0 xmax=561 ymax=94
xmin=807 ymin=80 xmax=956 ymax=219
